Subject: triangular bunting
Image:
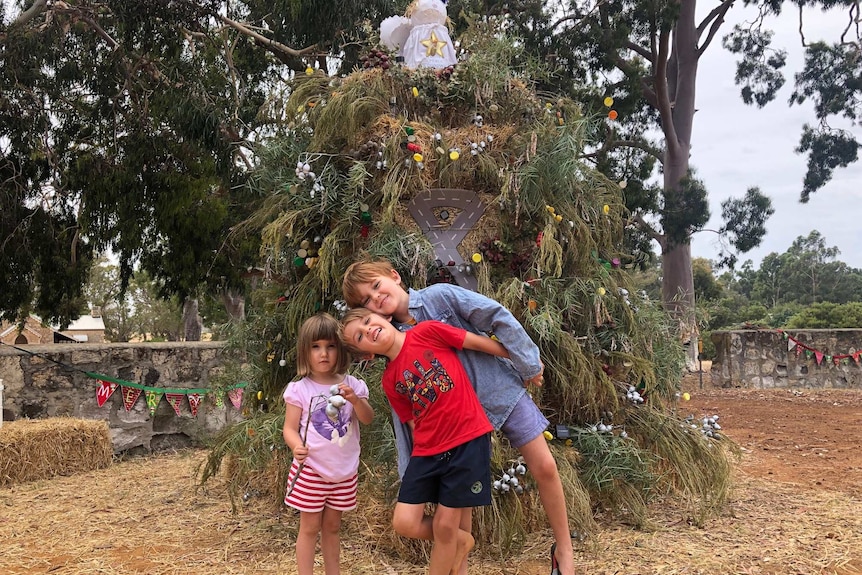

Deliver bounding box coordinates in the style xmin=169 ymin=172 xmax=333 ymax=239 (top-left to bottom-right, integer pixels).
xmin=795 ymin=345 xmax=803 ymax=358
xmin=214 ymin=391 xmax=224 ymax=409
xmin=814 ymin=351 xmax=824 ymax=365
xmin=854 ymin=352 xmax=861 ymax=364
xmin=165 ymin=393 xmax=185 ymax=416
xmin=787 ymin=338 xmax=797 ymax=351
xmin=833 ymin=356 xmax=841 ymax=366
xmin=145 ymin=390 xmax=163 ymax=416
xmin=96 ymin=380 xmax=118 ymax=407
xmin=187 ymin=393 xmax=203 ymax=416
xmin=227 ymin=387 xmax=244 ymax=410
xmin=121 ymin=386 xmax=143 ymax=411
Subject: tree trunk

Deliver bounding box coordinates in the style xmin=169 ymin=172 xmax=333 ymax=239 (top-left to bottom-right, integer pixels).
xmin=221 ymin=289 xmax=245 ymax=322
xmin=662 ymin=241 xmax=698 ymax=368
xmin=183 ymin=298 xmax=203 ymax=341
xmin=659 ymin=0 xmax=700 ymax=370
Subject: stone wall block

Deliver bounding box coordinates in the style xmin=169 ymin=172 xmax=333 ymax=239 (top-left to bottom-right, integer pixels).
xmin=0 ymin=342 xmax=240 ymax=453
xmin=711 ymin=329 xmax=862 ymax=389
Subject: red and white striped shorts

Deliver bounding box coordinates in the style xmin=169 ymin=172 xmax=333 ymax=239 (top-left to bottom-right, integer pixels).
xmin=284 ymin=461 xmax=358 ymax=513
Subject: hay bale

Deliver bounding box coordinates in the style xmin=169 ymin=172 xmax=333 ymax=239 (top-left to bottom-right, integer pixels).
xmin=0 ymin=418 xmax=112 ymax=486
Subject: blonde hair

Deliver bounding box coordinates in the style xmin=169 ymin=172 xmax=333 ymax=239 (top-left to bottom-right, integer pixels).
xmin=341 ymin=258 xmax=401 ymax=307
xmin=339 ymin=307 xmax=374 ymax=354
xmin=296 ymin=313 xmax=350 ymax=378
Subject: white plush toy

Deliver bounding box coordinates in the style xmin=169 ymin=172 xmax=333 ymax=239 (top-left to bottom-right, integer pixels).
xmin=379 ymin=0 xmax=457 ymax=70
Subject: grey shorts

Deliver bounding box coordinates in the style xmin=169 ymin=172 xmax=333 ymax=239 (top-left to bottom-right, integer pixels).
xmin=500 ymin=393 xmax=549 ymax=449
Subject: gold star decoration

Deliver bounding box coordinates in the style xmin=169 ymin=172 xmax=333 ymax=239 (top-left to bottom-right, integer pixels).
xmin=421 ymin=30 xmax=447 ymax=58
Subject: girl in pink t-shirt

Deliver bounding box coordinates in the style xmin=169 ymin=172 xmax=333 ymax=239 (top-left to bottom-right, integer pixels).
xmin=282 ymin=313 xmax=374 ymax=575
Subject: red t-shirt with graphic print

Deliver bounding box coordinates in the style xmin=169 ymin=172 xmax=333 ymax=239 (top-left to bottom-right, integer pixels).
xmin=382 ymin=320 xmax=493 ymax=457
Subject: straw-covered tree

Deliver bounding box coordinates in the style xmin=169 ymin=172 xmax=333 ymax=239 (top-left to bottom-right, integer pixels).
xmin=200 ymin=13 xmax=735 ymax=558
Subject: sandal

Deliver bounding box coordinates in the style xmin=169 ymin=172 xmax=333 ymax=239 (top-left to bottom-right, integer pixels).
xmin=550 ymin=542 xmax=560 ymax=575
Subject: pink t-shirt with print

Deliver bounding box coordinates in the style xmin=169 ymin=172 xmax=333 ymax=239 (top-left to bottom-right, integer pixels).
xmin=283 ymin=374 xmax=369 ymax=483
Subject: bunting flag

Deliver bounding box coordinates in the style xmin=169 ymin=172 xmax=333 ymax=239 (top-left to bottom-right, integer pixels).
xmin=96 ymin=380 xmax=118 ymax=407
xmin=122 ymin=386 xmax=143 ymax=412
xmin=227 ymin=387 xmax=244 ymax=410
xmin=84 ymin=372 xmax=248 ymax=417
xmin=165 ymin=393 xmax=185 ymax=416
xmin=145 ymin=390 xmax=163 ymax=416
xmin=777 ymin=330 xmax=861 ymax=368
xmin=187 ymin=393 xmax=203 ymax=416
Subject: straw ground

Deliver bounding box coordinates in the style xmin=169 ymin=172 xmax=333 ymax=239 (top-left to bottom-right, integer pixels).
xmin=1 ymin=376 xmax=861 ymax=574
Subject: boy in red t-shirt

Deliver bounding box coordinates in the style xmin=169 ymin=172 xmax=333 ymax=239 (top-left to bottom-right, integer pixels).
xmin=341 ymin=307 xmax=509 ymax=575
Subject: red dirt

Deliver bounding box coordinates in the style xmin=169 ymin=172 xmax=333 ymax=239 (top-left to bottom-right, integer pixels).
xmin=682 ymin=377 xmax=862 ymax=494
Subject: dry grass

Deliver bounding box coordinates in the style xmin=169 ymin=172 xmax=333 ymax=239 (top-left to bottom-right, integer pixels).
xmin=1 ymin=449 xmax=860 ymax=574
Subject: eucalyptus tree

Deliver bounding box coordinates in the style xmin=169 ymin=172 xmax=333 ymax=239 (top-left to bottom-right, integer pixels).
xmin=0 ymin=0 xmax=394 ymax=331
xmin=457 ymin=0 xmax=857 ymax=363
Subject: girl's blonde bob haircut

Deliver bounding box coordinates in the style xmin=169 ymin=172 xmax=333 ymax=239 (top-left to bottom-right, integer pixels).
xmin=295 ymin=313 xmax=351 ymax=378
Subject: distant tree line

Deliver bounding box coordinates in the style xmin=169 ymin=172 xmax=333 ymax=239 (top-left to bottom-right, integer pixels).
xmin=634 ymin=230 xmax=862 ymax=357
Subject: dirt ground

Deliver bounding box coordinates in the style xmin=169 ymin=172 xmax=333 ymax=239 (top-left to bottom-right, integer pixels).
xmin=1 ymin=376 xmax=862 ymax=574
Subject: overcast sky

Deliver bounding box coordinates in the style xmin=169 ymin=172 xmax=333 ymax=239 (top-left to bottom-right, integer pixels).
xmin=689 ymin=4 xmax=862 ymax=270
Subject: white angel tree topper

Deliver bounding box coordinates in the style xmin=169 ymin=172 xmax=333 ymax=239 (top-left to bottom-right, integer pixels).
xmin=379 ymin=0 xmax=457 ymax=70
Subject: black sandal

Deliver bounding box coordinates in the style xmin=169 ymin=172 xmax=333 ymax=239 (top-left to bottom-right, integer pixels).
xmin=550 ymin=542 xmax=560 ymax=575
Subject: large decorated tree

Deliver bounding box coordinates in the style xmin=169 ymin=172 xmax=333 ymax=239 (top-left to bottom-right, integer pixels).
xmin=202 ymin=10 xmax=733 ymax=557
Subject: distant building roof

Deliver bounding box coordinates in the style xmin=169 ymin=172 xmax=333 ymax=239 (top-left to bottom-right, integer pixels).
xmin=61 ymin=315 xmax=106 ymax=331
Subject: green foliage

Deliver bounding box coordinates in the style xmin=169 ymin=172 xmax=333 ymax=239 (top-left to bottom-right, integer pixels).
xmin=717 ymin=187 xmax=775 ymax=268
xmin=730 ymin=19 xmax=861 ymax=199
xmin=786 ymin=302 xmax=862 ymax=329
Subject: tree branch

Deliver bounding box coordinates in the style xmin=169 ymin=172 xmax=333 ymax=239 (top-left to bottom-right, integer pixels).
xmin=11 ymin=0 xmax=49 ymax=27
xmin=654 ymin=28 xmax=679 ymax=155
xmin=631 ymin=213 xmax=664 ymax=245
xmin=219 ymin=15 xmax=317 ymax=60
xmin=696 ymin=0 xmax=734 ymax=56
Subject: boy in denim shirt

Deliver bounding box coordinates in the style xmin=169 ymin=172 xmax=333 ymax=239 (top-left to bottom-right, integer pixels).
xmin=343 ymin=259 xmax=575 ymax=575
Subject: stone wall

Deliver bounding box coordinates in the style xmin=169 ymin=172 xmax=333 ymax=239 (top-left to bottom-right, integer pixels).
xmin=0 ymin=342 xmax=244 ymax=452
xmin=710 ymin=329 xmax=862 ymax=389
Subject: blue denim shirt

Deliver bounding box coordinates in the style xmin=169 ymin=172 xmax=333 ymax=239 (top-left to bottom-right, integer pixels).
xmin=390 ymin=283 xmax=542 ymax=476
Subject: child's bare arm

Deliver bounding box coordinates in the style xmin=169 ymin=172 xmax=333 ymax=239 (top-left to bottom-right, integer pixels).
xmin=282 ymin=403 xmax=309 ymax=463
xmin=462 ymin=331 xmax=510 ymax=359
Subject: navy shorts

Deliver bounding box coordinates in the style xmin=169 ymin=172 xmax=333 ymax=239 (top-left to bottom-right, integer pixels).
xmin=398 ymin=434 xmax=491 ymax=508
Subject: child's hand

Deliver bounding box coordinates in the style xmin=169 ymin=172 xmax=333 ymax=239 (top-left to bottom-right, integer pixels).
xmin=293 ymin=445 xmax=309 ymax=463
xmin=525 ymin=362 xmax=545 ymax=387
xmin=338 ymin=383 xmax=361 ymax=404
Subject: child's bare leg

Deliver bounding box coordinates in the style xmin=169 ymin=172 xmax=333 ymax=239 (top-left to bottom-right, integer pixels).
xmin=320 ymin=507 xmax=343 ymax=575
xmin=392 ymin=502 xmax=433 ymax=539
xmin=519 ymin=435 xmax=576 ymax=575
xmin=451 ymin=508 xmax=474 ymax=575
xmin=393 ymin=502 xmax=473 ymax=575
xmin=428 ymin=504 xmax=461 ymax=575
xmin=296 ymin=510 xmax=323 ymax=575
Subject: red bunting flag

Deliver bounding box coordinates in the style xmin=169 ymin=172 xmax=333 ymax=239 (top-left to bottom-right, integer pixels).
xmin=96 ymin=380 xmax=118 ymax=407
xmin=165 ymin=393 xmax=185 ymax=416
xmin=814 ymin=351 xmax=824 ymax=365
xmin=121 ymin=386 xmax=143 ymax=411
xmin=227 ymin=387 xmax=244 ymax=410
xmin=187 ymin=393 xmax=202 ymax=416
